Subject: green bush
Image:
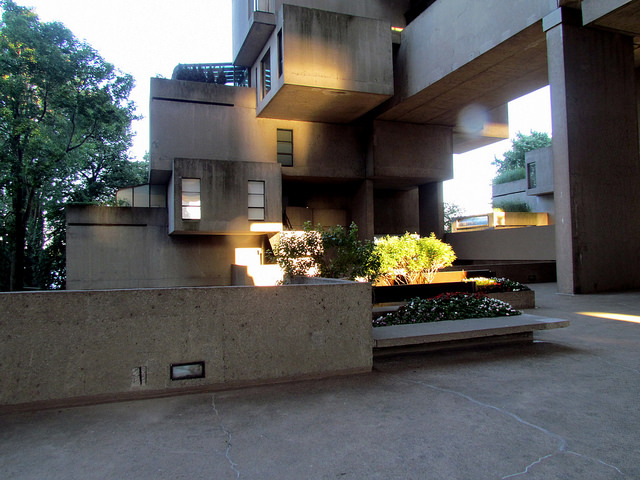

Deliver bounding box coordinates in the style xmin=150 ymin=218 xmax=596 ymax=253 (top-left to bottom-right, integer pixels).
xmin=373 ymin=293 xmax=521 ymax=327
xmin=492 ymin=167 xmax=526 ymax=185
xmin=373 ymin=233 xmax=456 ymax=285
xmin=320 ymin=223 xmax=381 ymax=281
xmin=270 ymin=223 xmax=323 ymax=279
xmin=493 ymin=200 xmax=531 ymax=212
xmin=270 ymin=222 xmax=381 ymax=282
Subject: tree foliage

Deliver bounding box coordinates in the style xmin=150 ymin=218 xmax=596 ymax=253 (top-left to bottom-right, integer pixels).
xmin=373 ymin=233 xmax=456 ymax=285
xmin=270 ymin=222 xmax=381 ymax=282
xmin=0 ymin=1 xmax=146 ymax=290
xmin=271 ymin=225 xmax=456 ymax=285
xmin=443 ymin=202 xmax=464 ymax=233
xmin=492 ymin=131 xmax=551 ymax=176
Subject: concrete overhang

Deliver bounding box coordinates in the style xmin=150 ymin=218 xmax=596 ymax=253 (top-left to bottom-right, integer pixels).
xmin=234 ymin=10 xmax=276 ymax=67
xmin=258 ymin=85 xmax=391 ymax=123
xmin=582 ymin=0 xmax=640 ymax=36
xmin=377 ymin=22 xmax=548 ymax=153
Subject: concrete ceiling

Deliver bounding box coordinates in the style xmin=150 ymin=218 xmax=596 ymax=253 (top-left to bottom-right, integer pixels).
xmin=377 ymin=23 xmax=549 ymax=127
xmin=376 ymin=1 xmax=640 ymax=151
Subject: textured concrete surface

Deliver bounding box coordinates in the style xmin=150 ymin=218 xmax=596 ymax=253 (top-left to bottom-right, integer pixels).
xmin=0 ymin=282 xmax=372 ymax=407
xmin=2 ymin=283 xmax=639 ymax=479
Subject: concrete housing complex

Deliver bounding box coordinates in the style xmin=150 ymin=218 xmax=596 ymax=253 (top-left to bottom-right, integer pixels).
xmin=66 ymin=0 xmax=640 ymax=294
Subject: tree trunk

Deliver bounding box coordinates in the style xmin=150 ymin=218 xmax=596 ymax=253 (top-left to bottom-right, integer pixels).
xmin=9 ymin=148 xmax=32 ymax=291
xmin=10 ymin=185 xmax=26 ymax=291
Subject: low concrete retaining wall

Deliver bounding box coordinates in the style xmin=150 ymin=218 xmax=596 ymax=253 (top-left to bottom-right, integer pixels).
xmin=0 ymin=282 xmax=372 ymax=410
xmin=486 ymin=290 xmax=535 ymax=309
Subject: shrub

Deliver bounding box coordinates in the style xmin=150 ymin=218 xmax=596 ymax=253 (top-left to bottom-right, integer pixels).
xmin=492 ymin=167 xmax=526 ymax=185
xmin=493 ymin=200 xmax=531 ymax=212
xmin=373 ymin=293 xmax=521 ymax=327
xmin=374 ymin=233 xmax=456 ymax=285
xmin=270 ymin=222 xmax=381 ymax=282
xmin=320 ymin=223 xmax=381 ymax=281
xmin=270 ymin=224 xmax=323 ymax=278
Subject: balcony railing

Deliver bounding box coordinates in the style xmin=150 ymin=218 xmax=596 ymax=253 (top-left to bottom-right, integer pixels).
xmin=172 ymin=63 xmax=249 ymax=87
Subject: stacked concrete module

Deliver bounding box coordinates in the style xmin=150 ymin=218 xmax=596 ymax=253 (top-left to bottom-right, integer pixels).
xmin=67 ymin=0 xmax=640 ymax=294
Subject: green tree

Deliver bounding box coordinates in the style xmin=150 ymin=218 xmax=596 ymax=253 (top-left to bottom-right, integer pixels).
xmin=270 ymin=222 xmax=381 ymax=282
xmin=444 ymin=202 xmax=464 ymax=233
xmin=0 ymin=1 xmax=143 ymax=290
xmin=318 ymin=223 xmax=380 ymax=281
xmin=493 ymin=131 xmax=551 ymax=176
xmin=374 ymin=232 xmax=456 ymax=285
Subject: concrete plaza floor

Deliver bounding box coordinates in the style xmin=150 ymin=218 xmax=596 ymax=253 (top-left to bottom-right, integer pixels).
xmin=1 ymin=283 xmax=639 ymax=479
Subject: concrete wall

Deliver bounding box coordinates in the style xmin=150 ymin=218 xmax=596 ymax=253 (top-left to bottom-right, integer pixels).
xmin=149 ymin=78 xmax=366 ymax=183
xmin=370 ymin=121 xmax=453 ymax=183
xmin=281 ymin=5 xmax=393 ymax=94
xmin=492 ymin=179 xmax=529 ymax=209
xmin=255 ymin=4 xmax=394 ymax=122
xmin=0 ymin=281 xmax=372 ymax=410
xmin=526 ymin=146 xmax=554 ymax=196
xmin=232 ymin=0 xmax=410 ymax=65
xmin=169 ymin=158 xmax=282 ymax=234
xmin=66 ymin=206 xmax=271 ymax=289
xmin=374 ymin=188 xmax=419 ymax=235
xmin=445 ymin=225 xmax=556 ymax=262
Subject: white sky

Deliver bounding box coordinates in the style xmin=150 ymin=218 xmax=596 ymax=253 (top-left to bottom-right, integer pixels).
xmin=444 ymin=86 xmax=552 ymax=215
xmin=13 ymin=0 xmax=551 ymax=214
xmin=17 ymin=0 xmax=234 ymax=161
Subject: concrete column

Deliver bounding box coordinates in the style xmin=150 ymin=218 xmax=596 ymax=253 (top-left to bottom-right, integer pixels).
xmin=351 ymin=179 xmax=375 ymax=240
xmin=545 ymin=8 xmax=640 ymax=293
xmin=419 ymin=181 xmax=444 ymax=239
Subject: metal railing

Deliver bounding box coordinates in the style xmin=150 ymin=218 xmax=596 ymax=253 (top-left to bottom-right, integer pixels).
xmin=172 ymin=63 xmax=249 ymax=87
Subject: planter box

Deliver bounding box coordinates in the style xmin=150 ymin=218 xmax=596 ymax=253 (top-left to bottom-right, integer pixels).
xmin=486 ymin=290 xmax=535 ymax=309
xmin=372 ymin=281 xmax=475 ymax=305
xmin=372 ymin=314 xmax=569 ymax=355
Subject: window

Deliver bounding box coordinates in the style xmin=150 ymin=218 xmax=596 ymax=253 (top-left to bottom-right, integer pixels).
xmin=277 ymin=29 xmax=283 ymax=78
xmin=277 ymin=129 xmax=293 ymax=166
xmin=527 ymin=162 xmax=537 ymax=189
xmin=261 ymin=49 xmax=271 ymax=99
xmin=181 ymin=178 xmax=201 ymax=220
xmin=248 ymin=181 xmax=265 ymax=221
xmin=253 ymin=0 xmax=272 ymax=13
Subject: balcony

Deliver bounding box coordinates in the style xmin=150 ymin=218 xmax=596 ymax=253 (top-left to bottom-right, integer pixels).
xmin=171 ymin=63 xmax=249 ymax=87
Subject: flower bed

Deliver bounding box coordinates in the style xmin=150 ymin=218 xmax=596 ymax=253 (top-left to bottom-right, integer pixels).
xmin=467 ymin=277 xmax=535 ymax=309
xmin=373 ymin=293 xmax=521 ymax=328
xmin=469 ymin=277 xmax=531 ymax=293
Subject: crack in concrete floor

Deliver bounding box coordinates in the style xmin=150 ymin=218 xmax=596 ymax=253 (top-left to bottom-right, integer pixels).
xmin=212 ymin=394 xmax=240 ymax=479
xmin=406 ymin=379 xmax=625 ymax=479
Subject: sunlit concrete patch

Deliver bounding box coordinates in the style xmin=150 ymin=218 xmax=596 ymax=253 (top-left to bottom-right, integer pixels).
xmin=577 ymin=312 xmax=640 ymax=324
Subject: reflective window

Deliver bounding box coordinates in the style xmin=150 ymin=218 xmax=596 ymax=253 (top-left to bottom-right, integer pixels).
xmin=181 ymin=178 xmax=201 ymax=220
xmin=248 ymin=180 xmax=265 ymax=221
xmin=277 ymin=129 xmax=293 ymax=166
